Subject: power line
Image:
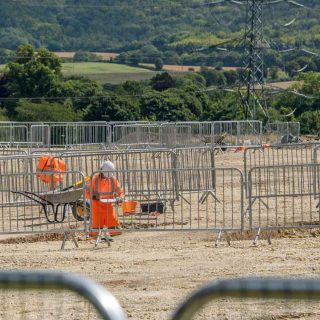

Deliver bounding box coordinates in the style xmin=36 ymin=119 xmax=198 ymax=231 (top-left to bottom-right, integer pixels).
xmin=0 ymin=45 xmax=318 ymax=62
xmin=0 ymin=81 xmax=317 ymax=102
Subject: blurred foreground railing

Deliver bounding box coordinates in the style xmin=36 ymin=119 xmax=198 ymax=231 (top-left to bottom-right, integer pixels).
xmin=1 ymin=273 xmax=320 ymax=320
xmin=0 ymin=271 xmax=126 ymax=320
xmin=171 ymin=278 xmax=320 ymax=320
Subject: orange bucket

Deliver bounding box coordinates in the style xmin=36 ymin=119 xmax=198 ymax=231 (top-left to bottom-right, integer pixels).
xmin=121 ymin=201 xmax=138 ymax=216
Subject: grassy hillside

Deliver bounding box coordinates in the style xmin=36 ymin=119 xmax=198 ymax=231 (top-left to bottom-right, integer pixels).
xmin=1 ymin=1 xmax=319 ymax=72
xmin=61 ymin=62 xmax=155 ymax=83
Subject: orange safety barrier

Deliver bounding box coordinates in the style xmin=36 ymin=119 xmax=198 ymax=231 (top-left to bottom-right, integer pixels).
xmin=121 ymin=201 xmax=138 ymax=216
xmin=36 ymin=155 xmax=66 ymax=185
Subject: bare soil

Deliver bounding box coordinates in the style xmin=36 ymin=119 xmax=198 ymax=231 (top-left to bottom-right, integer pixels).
xmin=54 ymin=52 xmax=119 ymax=61
xmin=0 ymin=230 xmax=320 ymax=319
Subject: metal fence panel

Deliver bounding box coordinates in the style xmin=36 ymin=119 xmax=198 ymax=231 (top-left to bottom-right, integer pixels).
xmin=55 ymin=148 xmax=218 ymax=194
xmin=72 ymin=122 xmax=111 ymax=147
xmin=50 ymin=123 xmax=111 ymax=148
xmin=212 ymin=121 xmax=262 ymax=146
xmin=161 ymin=122 xmax=213 ymax=147
xmin=314 ymin=145 xmax=320 ymax=164
xmin=173 ymin=147 xmax=216 ymax=192
xmin=160 ymin=123 xmax=192 ymax=147
xmin=0 ymin=148 xmax=28 ymax=156
xmin=244 ymin=143 xmax=319 ymax=197
xmin=0 ymin=122 xmax=112 ymax=149
xmin=30 ymin=124 xmax=50 ymax=148
xmin=180 ymin=122 xmax=213 ymax=146
xmin=113 ymin=122 xmax=212 ymax=148
xmin=248 ymin=164 xmax=320 ymax=230
xmin=0 ymin=171 xmax=86 ymax=234
xmin=0 ymin=125 xmax=28 ymax=147
xmin=88 ymin=168 xmax=243 ymax=232
xmin=0 ymin=271 xmax=126 ymax=320
xmin=53 ymin=149 xmax=175 ymax=179
xmin=112 ymin=124 xmax=162 ymax=148
xmin=265 ymin=122 xmax=301 ymax=144
xmin=0 ymin=154 xmax=41 ymax=178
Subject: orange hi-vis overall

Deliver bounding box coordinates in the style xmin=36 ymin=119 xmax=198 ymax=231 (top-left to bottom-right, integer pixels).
xmin=86 ymin=174 xmax=123 ymax=230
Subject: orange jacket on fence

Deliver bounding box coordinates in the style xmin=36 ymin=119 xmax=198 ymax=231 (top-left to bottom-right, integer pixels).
xmin=86 ymin=174 xmax=124 ymax=229
xmin=37 ymin=155 xmax=66 ymax=188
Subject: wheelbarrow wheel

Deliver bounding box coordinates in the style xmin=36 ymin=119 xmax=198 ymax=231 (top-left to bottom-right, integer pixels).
xmin=72 ymin=201 xmax=90 ymax=221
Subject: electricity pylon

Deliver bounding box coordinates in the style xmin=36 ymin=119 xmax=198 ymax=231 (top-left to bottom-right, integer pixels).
xmin=241 ymin=0 xmax=266 ymax=120
xmin=195 ymin=0 xmax=307 ymax=120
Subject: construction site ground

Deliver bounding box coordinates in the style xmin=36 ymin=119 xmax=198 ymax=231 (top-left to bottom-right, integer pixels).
xmin=0 ymin=230 xmax=319 ymax=319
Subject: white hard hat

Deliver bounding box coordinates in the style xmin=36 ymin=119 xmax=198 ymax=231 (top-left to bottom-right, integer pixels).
xmin=101 ymin=161 xmax=115 ymax=178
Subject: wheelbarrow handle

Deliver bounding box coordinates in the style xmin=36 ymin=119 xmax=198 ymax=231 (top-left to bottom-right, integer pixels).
xmin=61 ymin=176 xmax=90 ymax=192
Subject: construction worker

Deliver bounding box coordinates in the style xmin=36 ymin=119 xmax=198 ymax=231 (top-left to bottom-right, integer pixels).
xmin=86 ymin=161 xmax=123 ymax=235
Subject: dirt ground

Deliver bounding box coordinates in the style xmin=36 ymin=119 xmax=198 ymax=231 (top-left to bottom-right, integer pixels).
xmin=0 ymin=230 xmax=320 ymax=319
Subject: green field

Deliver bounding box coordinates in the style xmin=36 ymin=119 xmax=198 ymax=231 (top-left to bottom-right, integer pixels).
xmin=0 ymin=62 xmax=157 ymax=84
xmin=62 ymin=62 xmax=157 ymax=84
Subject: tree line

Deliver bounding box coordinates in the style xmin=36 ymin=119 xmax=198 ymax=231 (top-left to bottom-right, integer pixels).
xmin=0 ymin=45 xmax=319 ymax=135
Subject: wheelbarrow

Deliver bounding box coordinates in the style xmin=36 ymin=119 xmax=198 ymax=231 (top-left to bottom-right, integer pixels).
xmin=12 ymin=188 xmax=84 ymax=223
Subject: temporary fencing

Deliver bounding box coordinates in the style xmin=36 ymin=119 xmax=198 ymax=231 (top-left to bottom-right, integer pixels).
xmin=53 ymin=147 xmax=217 ymax=197
xmin=0 ymin=120 xmax=309 ymax=150
xmin=160 ymin=122 xmax=213 ymax=147
xmin=313 ymin=145 xmax=320 ymax=164
xmin=212 ymin=120 xmax=262 ymax=146
xmin=185 ymin=122 xmax=213 ymax=145
xmin=112 ymin=122 xmax=194 ymax=148
xmin=171 ymin=278 xmax=320 ymax=320
xmin=0 ymin=122 xmax=112 ymax=150
xmin=0 ymin=125 xmax=29 ymax=148
xmin=173 ymin=147 xmax=216 ymax=194
xmin=173 ymin=146 xmax=215 ymax=168
xmin=265 ymin=121 xmax=301 ymax=144
xmin=30 ymin=124 xmax=50 ymax=148
xmin=243 ymin=142 xmax=319 ymax=197
xmin=0 ymin=154 xmax=43 ymax=177
xmin=0 ymin=271 xmax=126 ymax=320
xmin=89 ymin=167 xmax=244 ymax=233
xmin=0 ymin=170 xmax=86 ymax=234
xmin=0 ymin=146 xmax=215 ymax=182
xmin=160 ymin=123 xmax=192 ymax=147
xmin=112 ymin=123 xmax=162 ymax=148
xmin=248 ymin=164 xmax=320 ymax=231
xmin=0 ymin=148 xmax=28 ymax=156
xmin=1 ymin=143 xmax=320 ymax=240
xmin=112 ymin=121 xmax=263 ymax=148
xmin=51 ymin=148 xmax=175 ymax=178
xmin=41 ymin=122 xmax=112 ymax=149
